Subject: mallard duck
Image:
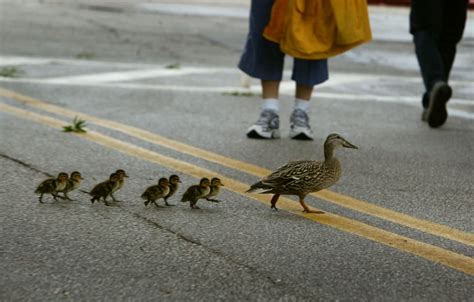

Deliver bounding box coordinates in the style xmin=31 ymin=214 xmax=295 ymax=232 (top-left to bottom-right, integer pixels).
xmin=35 ymin=172 xmax=69 ymax=203
xmin=206 ymin=177 xmax=224 ymax=202
xmin=246 ymin=134 xmax=358 ymax=213
xmin=141 ymin=177 xmax=170 ymax=208
xmin=163 ymin=174 xmax=181 ymax=206
xmin=110 ymin=169 xmax=128 ymax=202
xmin=59 ymin=171 xmax=84 ymax=201
xmin=180 ymin=177 xmax=211 ymax=209
xmin=90 ymin=173 xmax=119 ymax=206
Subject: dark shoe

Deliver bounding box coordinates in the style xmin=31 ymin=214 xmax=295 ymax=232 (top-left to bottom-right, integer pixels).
xmin=246 ymin=109 xmax=280 ymax=139
xmin=426 ymin=81 xmax=452 ymax=128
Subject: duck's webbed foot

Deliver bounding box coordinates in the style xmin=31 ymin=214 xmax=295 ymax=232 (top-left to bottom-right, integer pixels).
xmin=102 ymin=198 xmax=110 ymax=206
xmin=206 ymin=198 xmax=221 ymax=203
xmin=64 ymin=193 xmax=74 ymax=201
xmin=164 ymin=199 xmax=175 ymax=206
xmin=270 ymin=194 xmax=280 ymax=211
xmin=299 ymin=198 xmax=324 ymax=214
xmin=152 ymin=201 xmax=164 ymax=208
xmin=111 ymin=193 xmax=123 ymax=202
xmin=52 ymin=193 xmax=60 ymax=201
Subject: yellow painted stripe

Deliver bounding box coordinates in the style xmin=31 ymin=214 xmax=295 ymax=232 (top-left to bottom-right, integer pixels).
xmin=1 ymin=102 xmax=474 ymax=276
xmin=1 ymin=87 xmax=472 ymax=247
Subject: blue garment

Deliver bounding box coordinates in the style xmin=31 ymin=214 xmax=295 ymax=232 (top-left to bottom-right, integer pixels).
xmin=238 ymin=0 xmax=328 ymax=86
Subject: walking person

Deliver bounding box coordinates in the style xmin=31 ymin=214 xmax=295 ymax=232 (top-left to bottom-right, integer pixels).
xmin=410 ymin=0 xmax=469 ymax=128
xmin=239 ymin=0 xmax=371 ymax=140
xmin=239 ymin=0 xmax=327 ymax=140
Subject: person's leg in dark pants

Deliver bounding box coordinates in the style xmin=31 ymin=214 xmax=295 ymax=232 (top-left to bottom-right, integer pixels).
xmin=438 ymin=0 xmax=468 ymax=81
xmin=410 ymin=0 xmax=467 ymax=127
xmin=410 ymin=0 xmax=445 ymax=109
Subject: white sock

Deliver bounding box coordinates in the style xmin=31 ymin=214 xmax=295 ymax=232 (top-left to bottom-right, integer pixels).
xmin=261 ymin=98 xmax=279 ymax=112
xmin=294 ymin=98 xmax=311 ymax=112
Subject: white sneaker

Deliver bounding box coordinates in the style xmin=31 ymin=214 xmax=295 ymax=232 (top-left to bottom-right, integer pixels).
xmin=246 ymin=109 xmax=280 ymax=139
xmin=289 ymin=109 xmax=313 ymax=140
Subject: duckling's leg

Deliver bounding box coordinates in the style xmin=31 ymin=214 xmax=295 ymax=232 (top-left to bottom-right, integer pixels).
xmin=299 ymin=197 xmax=324 ymax=214
xmin=38 ymin=194 xmax=44 ymax=203
xmin=102 ymin=196 xmax=110 ymax=206
xmin=64 ymin=192 xmax=74 ymax=201
xmin=270 ymin=194 xmax=280 ymax=210
xmin=190 ymin=200 xmax=200 ymax=209
xmin=152 ymin=200 xmax=164 ymax=208
xmin=52 ymin=193 xmax=65 ymax=200
xmin=163 ymin=198 xmax=174 ymax=206
xmin=144 ymin=200 xmax=150 ymax=206
xmin=110 ymin=193 xmax=123 ymax=202
xmin=205 ymin=198 xmax=219 ymax=203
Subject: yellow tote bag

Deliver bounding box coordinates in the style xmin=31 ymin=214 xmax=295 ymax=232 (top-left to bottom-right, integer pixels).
xmin=264 ymin=0 xmax=372 ymax=60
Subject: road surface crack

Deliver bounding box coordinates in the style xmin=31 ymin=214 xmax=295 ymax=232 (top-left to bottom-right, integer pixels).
xmin=0 ymin=153 xmax=52 ymax=177
xmin=132 ymin=212 xmax=287 ymax=287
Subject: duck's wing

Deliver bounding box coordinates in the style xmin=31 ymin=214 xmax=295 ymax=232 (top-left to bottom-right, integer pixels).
xmin=265 ymin=160 xmax=328 ymax=191
xmin=90 ymin=180 xmax=109 ymax=196
xmin=262 ymin=160 xmax=316 ymax=184
xmin=141 ymin=185 xmax=157 ymax=199
xmin=279 ymin=161 xmax=332 ymax=192
xmin=246 ymin=161 xmax=312 ymax=193
xmin=181 ymin=185 xmax=199 ymax=202
xmin=35 ymin=179 xmax=56 ymax=193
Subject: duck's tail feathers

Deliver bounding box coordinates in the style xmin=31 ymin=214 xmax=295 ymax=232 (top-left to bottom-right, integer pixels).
xmin=245 ymin=181 xmax=272 ymax=194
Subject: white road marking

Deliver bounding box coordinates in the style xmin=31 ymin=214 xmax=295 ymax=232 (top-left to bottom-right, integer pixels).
xmin=1 ymin=76 xmax=472 ymax=119
xmin=43 ymin=67 xmax=236 ymax=84
xmin=0 ymin=55 xmax=472 ymax=120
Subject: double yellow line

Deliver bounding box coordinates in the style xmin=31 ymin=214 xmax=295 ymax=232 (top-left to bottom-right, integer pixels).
xmin=0 ymin=87 xmax=473 ymax=275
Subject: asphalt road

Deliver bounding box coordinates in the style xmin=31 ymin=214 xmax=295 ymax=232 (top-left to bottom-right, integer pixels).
xmin=1 ymin=1 xmax=473 ymax=301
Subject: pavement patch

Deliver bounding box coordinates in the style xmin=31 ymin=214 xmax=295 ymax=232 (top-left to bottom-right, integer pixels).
xmin=1 ymin=101 xmax=473 ymax=276
xmin=1 ymin=86 xmax=472 ymax=247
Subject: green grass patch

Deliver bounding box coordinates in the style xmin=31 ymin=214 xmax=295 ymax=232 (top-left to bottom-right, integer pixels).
xmin=63 ymin=116 xmax=87 ymax=133
xmin=75 ymin=51 xmax=96 ymax=59
xmin=0 ymin=67 xmax=22 ymax=78
xmin=222 ymin=91 xmax=256 ymax=97
xmin=165 ymin=63 xmax=181 ymax=69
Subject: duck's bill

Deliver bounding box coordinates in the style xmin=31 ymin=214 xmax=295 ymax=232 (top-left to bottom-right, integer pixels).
xmin=343 ymin=141 xmax=358 ymax=149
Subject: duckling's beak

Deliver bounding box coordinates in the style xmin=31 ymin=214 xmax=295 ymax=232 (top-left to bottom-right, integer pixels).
xmin=80 ymin=176 xmax=84 ymax=180
xmin=124 ymin=174 xmax=129 ymax=178
xmin=221 ymin=183 xmax=225 ymax=186
xmin=343 ymin=140 xmax=358 ymax=149
xmin=178 ymin=180 xmax=182 ymax=183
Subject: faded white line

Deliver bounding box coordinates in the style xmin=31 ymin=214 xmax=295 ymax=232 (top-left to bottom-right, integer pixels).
xmin=0 ymin=76 xmax=472 ymax=119
xmin=43 ymin=67 xmax=236 ymax=84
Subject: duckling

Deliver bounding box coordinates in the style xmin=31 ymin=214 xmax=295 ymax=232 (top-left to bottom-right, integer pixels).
xmin=89 ymin=173 xmax=119 ymax=206
xmin=35 ymin=172 xmax=69 ymax=203
xmin=110 ymin=169 xmax=128 ymax=202
xmin=163 ymin=174 xmax=181 ymax=206
xmin=206 ymin=177 xmax=224 ymax=203
xmin=141 ymin=177 xmax=170 ymax=208
xmin=180 ymin=177 xmax=211 ymax=209
xmin=58 ymin=171 xmax=84 ymax=201
xmin=246 ymin=134 xmax=358 ymax=213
